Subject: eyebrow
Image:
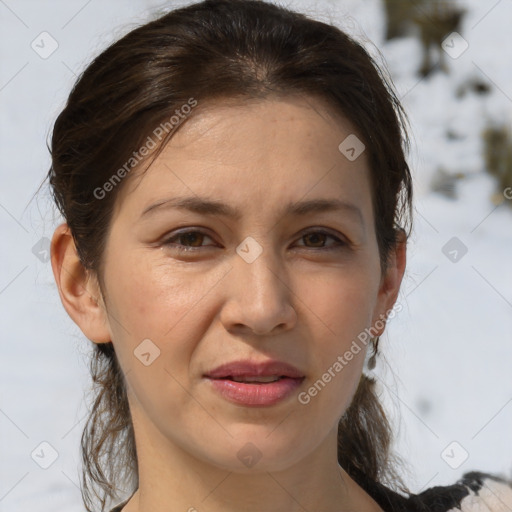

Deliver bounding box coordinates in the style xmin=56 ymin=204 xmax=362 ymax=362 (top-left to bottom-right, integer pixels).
xmin=139 ymin=196 xmax=364 ymax=225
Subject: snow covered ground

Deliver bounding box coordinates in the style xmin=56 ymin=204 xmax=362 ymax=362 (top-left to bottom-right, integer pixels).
xmin=1 ymin=0 xmax=511 ymax=510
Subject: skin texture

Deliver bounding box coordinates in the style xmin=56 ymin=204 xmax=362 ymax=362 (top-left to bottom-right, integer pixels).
xmin=51 ymin=95 xmax=406 ymax=512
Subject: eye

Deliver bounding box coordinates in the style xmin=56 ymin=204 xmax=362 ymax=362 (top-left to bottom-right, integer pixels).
xmin=161 ymin=228 xmax=347 ymax=253
xmin=161 ymin=229 xmax=215 ymax=252
xmin=294 ymin=229 xmax=347 ymax=251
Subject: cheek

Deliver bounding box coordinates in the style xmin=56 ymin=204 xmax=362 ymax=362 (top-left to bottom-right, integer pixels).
xmin=106 ymin=260 xmax=218 ymax=421
xmin=297 ymin=277 xmax=372 ymax=420
xmin=297 ymin=267 xmax=378 ymax=343
xmin=295 ymin=267 xmax=377 ymax=406
xmin=107 ymin=255 xmax=211 ymax=337
xmin=105 ymin=255 xmax=230 ymax=380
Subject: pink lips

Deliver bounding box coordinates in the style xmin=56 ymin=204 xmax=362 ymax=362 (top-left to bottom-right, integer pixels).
xmin=203 ymin=359 xmax=305 ymax=406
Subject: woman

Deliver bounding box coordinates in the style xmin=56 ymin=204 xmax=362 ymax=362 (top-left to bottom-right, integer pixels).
xmin=47 ymin=0 xmax=512 ymax=511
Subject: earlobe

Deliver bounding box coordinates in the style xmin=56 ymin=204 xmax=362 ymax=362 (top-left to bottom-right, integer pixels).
xmin=50 ymin=222 xmax=112 ymax=344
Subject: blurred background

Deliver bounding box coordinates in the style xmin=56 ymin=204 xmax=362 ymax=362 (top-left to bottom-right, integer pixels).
xmin=1 ymin=0 xmax=511 ymax=510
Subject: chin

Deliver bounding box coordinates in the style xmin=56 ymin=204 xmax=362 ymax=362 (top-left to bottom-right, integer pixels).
xmin=199 ymin=432 xmax=311 ymax=474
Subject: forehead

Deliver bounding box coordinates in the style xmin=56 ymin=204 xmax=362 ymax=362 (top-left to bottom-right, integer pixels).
xmin=111 ymin=95 xmax=372 ymax=222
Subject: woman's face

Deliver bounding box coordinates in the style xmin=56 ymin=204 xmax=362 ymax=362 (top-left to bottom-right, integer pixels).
xmin=71 ymin=95 xmax=405 ymax=473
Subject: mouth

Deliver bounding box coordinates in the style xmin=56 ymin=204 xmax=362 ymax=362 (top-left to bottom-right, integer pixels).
xmin=203 ymin=359 xmax=305 ymax=406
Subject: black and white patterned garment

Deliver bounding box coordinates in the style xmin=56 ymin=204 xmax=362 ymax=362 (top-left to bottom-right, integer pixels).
xmin=355 ymin=470 xmax=512 ymax=512
xmin=109 ymin=470 xmax=512 ymax=512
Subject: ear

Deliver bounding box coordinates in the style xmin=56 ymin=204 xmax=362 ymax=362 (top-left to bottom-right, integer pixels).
xmin=50 ymin=222 xmax=111 ymax=344
xmin=371 ymin=228 xmax=407 ymax=334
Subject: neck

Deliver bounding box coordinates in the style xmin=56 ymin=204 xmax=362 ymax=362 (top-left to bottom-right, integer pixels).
xmin=121 ymin=417 xmax=383 ymax=512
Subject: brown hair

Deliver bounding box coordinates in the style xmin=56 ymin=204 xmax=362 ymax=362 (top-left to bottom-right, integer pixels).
xmin=44 ymin=0 xmax=413 ymax=510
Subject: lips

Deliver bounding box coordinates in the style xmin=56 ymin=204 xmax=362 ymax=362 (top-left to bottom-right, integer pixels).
xmin=204 ymin=359 xmax=305 ymax=381
xmin=203 ymin=359 xmax=305 ymax=406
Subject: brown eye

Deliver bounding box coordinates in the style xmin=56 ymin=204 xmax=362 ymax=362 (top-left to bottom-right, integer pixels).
xmin=296 ymin=230 xmax=347 ymax=251
xmin=162 ymin=229 xmax=216 ymax=251
xmin=303 ymin=232 xmax=327 ymax=247
xmin=178 ymin=231 xmax=205 ymax=247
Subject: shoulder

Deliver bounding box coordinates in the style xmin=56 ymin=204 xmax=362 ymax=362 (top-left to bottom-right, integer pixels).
xmin=411 ymin=471 xmax=512 ymax=512
xmin=108 ymin=473 xmax=512 ymax=512
xmin=359 ymin=469 xmax=512 ymax=512
xmin=444 ymin=471 xmax=512 ymax=512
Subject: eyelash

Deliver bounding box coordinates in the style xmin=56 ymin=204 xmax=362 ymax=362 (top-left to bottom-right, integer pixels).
xmin=160 ymin=228 xmax=348 ymax=253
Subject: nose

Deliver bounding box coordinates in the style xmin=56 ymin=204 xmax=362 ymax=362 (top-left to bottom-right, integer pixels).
xmin=219 ymin=246 xmax=297 ymax=336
